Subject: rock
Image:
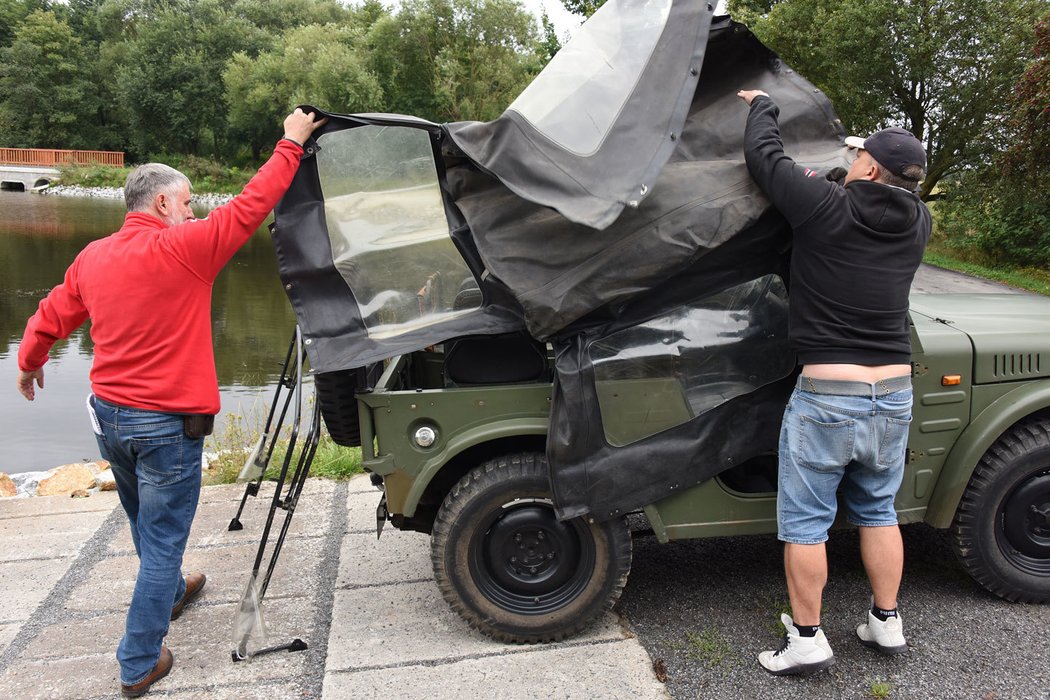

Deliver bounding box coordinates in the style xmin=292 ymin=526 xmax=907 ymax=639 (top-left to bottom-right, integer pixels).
xmin=83 ymin=460 xmax=109 ymax=475
xmin=0 ymin=473 xmax=16 ymax=498
xmin=11 ymin=471 xmax=46 ymax=498
xmin=37 ymin=463 xmax=97 ymax=497
xmin=71 ymin=489 xmax=90 ymax=498
xmin=96 ymin=468 xmax=117 ymax=492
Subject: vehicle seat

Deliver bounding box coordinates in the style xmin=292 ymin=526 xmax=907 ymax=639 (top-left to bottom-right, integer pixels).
xmin=444 ymin=334 xmax=549 ymax=386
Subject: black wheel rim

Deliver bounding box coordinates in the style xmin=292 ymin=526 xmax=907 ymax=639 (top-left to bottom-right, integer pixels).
xmin=996 ymin=468 xmax=1050 ymax=575
xmin=468 ymin=498 xmax=596 ymax=615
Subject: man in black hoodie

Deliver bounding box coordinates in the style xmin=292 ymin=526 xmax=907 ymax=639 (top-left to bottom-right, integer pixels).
xmin=737 ymin=89 xmax=931 ymax=676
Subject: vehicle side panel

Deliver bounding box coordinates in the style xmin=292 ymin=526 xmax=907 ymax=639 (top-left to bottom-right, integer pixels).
xmin=648 ymin=314 xmax=974 ymax=539
xmin=358 ymin=384 xmax=551 ymax=516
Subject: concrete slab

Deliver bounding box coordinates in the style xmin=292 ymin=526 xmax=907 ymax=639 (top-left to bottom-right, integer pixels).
xmin=324 ymin=582 xmax=626 ymax=672
xmin=0 ymin=510 xmax=112 ymax=561
xmin=20 ymin=611 xmax=125 ymax=660
xmin=0 ymin=491 xmax=119 ymax=520
xmin=106 ymin=487 xmax=332 ymax=554
xmin=12 ymin=599 xmax=318 ymax=696
xmin=66 ymin=538 xmax=328 ymax=612
xmin=336 ymin=530 xmax=432 ymax=588
xmin=347 ymin=473 xmax=378 ymax=494
xmin=0 ymin=654 xmax=118 ymax=700
xmin=0 ymin=477 xmax=666 ymax=700
xmin=160 ymin=598 xmax=317 ymax=690
xmin=164 ymin=681 xmax=304 ymax=699
xmin=0 ymin=623 xmax=20 ymax=656
xmin=346 ymin=488 xmax=384 ymax=533
xmin=0 ymin=558 xmax=74 ymax=623
xmin=198 ymin=478 xmax=336 ymax=505
xmin=323 ymin=639 xmax=670 ymax=700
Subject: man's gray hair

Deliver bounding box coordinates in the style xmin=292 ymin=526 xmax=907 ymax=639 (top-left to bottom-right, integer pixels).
xmin=873 ymin=160 xmax=925 ymax=193
xmin=124 ymin=163 xmax=191 ymax=212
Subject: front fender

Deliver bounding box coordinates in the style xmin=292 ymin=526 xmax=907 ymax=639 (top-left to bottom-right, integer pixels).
xmin=400 ymin=418 xmax=548 ymax=517
xmin=925 ymin=383 xmax=1050 ymax=528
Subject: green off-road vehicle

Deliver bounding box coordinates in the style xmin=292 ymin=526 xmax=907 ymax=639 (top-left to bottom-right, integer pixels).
xmin=266 ymin=4 xmax=1050 ymax=643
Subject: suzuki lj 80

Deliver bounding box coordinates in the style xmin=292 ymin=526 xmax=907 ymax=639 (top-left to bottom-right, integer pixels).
xmin=256 ymin=5 xmax=1050 ymax=643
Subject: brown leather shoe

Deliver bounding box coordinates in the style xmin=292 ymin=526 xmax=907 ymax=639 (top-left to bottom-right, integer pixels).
xmin=170 ymin=572 xmax=206 ymax=620
xmin=121 ymin=646 xmax=173 ymax=698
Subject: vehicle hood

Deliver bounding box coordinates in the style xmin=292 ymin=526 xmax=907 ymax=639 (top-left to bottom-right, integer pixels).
xmin=911 ymin=293 xmax=1050 ymax=383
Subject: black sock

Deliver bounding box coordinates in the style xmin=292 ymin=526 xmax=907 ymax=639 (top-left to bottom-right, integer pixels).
xmin=871 ymin=604 xmax=898 ymax=621
xmin=796 ymin=624 xmax=820 ymax=637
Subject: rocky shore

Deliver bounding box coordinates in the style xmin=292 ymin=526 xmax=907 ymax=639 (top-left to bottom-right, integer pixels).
xmin=1 ymin=461 xmax=116 ymax=499
xmin=1 ymin=453 xmax=220 ymax=499
xmin=41 ymin=184 xmax=234 ymax=207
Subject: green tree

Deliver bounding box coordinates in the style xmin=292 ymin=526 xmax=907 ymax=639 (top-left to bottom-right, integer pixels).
xmin=540 ymin=10 xmax=561 ymax=60
xmin=115 ymin=0 xmax=268 ymax=157
xmin=937 ymin=14 xmax=1050 ymax=266
xmin=363 ymin=0 xmax=542 ymax=122
xmin=224 ymin=22 xmax=385 ymax=160
xmin=560 ymin=0 xmax=603 ymax=17
xmin=229 ymin=0 xmax=349 ymax=33
xmin=0 ymin=0 xmax=49 ymax=46
xmin=731 ymin=0 xmax=1043 ymax=199
xmin=0 ymin=10 xmax=102 ymax=148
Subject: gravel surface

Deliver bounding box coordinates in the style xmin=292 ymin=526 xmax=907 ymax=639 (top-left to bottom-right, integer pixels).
xmin=618 ymin=265 xmax=1049 ymax=700
xmin=619 ymin=526 xmax=1050 ymax=700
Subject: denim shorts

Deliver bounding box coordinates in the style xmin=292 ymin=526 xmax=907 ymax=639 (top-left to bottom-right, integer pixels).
xmin=777 ymin=380 xmax=912 ymax=545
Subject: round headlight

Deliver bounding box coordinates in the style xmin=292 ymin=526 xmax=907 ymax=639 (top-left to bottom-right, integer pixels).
xmin=414 ymin=426 xmax=437 ymax=448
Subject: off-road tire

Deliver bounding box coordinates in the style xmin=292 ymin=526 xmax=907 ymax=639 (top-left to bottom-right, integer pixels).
xmin=951 ymin=417 xmax=1050 ymax=602
xmin=431 ymin=453 xmax=632 ymax=643
xmin=315 ymin=369 xmax=364 ymax=447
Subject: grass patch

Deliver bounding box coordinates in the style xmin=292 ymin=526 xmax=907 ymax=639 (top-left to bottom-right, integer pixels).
xmin=923 ymin=246 xmax=1050 ymax=297
xmin=203 ymin=410 xmax=362 ymax=486
xmin=57 ymin=157 xmax=255 ymax=195
xmin=58 ymin=163 xmax=129 ymax=188
xmin=683 ymin=628 xmax=736 ymax=669
xmin=203 ymin=433 xmax=362 ymax=486
xmin=869 ymin=679 xmax=893 ymax=698
xmin=761 ymin=598 xmax=793 ymax=638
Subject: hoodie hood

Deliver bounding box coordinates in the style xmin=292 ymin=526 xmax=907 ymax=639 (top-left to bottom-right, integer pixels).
xmin=846 ymin=180 xmax=927 ymax=233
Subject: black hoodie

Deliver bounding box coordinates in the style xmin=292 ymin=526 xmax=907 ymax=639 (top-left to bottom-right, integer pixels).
xmin=744 ymin=96 xmax=931 ymax=366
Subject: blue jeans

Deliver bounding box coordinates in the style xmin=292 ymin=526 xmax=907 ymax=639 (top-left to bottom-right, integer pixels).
xmin=90 ymin=396 xmax=202 ymax=685
xmin=777 ymin=381 xmax=912 ymax=545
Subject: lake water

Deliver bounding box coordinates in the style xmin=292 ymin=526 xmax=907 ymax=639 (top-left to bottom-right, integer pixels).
xmin=0 ymin=192 xmax=297 ymax=473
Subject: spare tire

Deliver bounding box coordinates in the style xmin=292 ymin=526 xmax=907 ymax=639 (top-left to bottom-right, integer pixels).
xmin=314 ymin=365 xmax=380 ymax=447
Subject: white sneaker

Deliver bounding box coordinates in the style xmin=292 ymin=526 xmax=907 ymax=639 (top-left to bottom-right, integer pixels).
xmin=857 ymin=609 xmax=908 ymax=655
xmin=759 ymin=613 xmax=835 ymax=676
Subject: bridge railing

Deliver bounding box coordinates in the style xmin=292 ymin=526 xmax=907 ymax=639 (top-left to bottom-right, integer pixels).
xmin=0 ymin=148 xmax=125 ymax=168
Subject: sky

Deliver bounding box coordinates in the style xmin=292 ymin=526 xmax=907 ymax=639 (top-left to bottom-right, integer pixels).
xmin=518 ymin=0 xmax=585 ymax=41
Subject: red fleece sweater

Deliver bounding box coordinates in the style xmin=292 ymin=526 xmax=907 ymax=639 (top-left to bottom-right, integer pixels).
xmin=18 ymin=139 xmax=303 ymax=414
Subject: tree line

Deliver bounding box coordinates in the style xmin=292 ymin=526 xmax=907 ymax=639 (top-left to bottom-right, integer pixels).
xmin=2 ymin=0 xmax=1046 ymax=268
xmin=0 ymin=0 xmax=555 ymax=162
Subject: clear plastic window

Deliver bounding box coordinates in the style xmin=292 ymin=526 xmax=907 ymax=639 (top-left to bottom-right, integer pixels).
xmin=506 ymin=0 xmax=672 ymax=156
xmin=316 ymin=126 xmax=479 ymax=339
xmin=590 ymin=275 xmax=794 ymax=447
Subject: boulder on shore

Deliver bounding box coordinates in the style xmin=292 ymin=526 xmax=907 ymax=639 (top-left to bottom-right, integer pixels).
xmin=0 ymin=473 xmax=16 ymax=498
xmin=37 ymin=463 xmax=97 ymax=497
xmin=96 ymin=468 xmax=117 ymax=492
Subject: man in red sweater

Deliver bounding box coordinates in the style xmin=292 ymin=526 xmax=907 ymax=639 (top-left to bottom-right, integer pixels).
xmin=16 ymin=108 xmax=325 ymax=697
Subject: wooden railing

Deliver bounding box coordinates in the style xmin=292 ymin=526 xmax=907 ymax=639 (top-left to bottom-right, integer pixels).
xmin=0 ymin=148 xmax=125 ymax=167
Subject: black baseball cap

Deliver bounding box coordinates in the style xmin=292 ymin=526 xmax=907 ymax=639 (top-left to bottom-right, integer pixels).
xmin=845 ymin=127 xmax=926 ymax=179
